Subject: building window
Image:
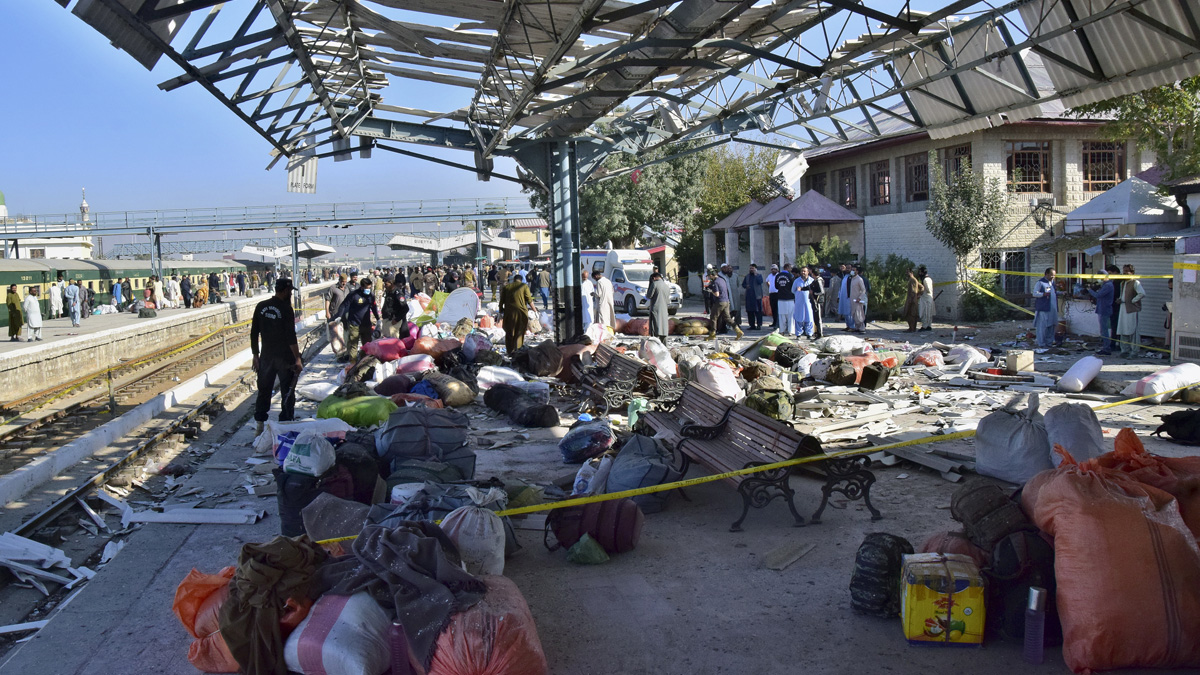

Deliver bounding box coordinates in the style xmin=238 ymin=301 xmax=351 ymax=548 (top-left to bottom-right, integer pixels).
xmin=905 ymin=153 xmax=929 ymax=202
xmin=869 ymin=160 xmax=890 ymax=206
xmin=1006 ymin=141 xmax=1051 ymax=192
xmin=29 ymin=249 xmax=45 ymax=259
xmin=809 ymin=172 xmax=827 ymax=197
xmin=837 ymin=167 xmax=857 ymax=208
xmin=981 ymin=249 xmax=1029 ymax=299
xmin=1082 ymin=141 xmax=1126 ymax=192
xmin=942 ymin=144 xmax=972 ymax=181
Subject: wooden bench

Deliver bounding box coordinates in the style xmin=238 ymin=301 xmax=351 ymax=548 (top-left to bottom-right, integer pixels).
xmin=639 ymin=382 xmax=881 ymax=531
xmin=577 ymin=344 xmax=646 ymax=413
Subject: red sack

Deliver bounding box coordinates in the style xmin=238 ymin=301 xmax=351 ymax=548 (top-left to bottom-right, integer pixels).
xmin=762 ymin=296 xmax=772 ymax=317
xmin=362 ymin=338 xmax=408 ymax=362
xmin=1082 ymin=429 xmax=1200 ymax=539
xmin=174 ymin=567 xmax=239 ymax=673
xmin=414 ymin=337 xmax=462 ymax=361
xmin=479 ymin=315 xmax=495 ymax=328
xmin=1022 ymin=450 xmax=1200 ymax=672
xmin=427 ymin=576 xmax=549 ymax=675
xmin=840 ymin=354 xmax=898 ymax=385
xmin=401 ymin=336 xmax=416 ymax=351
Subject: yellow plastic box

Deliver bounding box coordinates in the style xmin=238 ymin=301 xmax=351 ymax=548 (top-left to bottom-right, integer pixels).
xmin=901 ymin=553 xmax=986 ymax=646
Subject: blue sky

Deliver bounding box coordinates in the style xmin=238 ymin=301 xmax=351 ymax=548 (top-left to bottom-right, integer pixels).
xmin=0 ymin=2 xmax=526 ymax=220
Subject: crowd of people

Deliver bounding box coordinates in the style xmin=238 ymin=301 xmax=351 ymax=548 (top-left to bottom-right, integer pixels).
xmin=698 ymin=261 xmax=937 ymax=341
xmin=324 ymin=262 xmax=552 ymax=362
xmin=2 ymin=268 xmax=287 ymax=344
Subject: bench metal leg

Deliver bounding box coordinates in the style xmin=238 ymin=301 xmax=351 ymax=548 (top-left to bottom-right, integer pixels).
xmin=731 ymin=465 xmax=805 ymax=532
xmin=811 ymin=456 xmax=881 ymax=524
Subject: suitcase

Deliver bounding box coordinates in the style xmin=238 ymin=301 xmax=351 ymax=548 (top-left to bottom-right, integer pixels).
xmin=138 ymin=308 xmax=158 ymax=318
xmin=859 ymin=362 xmax=890 ymax=390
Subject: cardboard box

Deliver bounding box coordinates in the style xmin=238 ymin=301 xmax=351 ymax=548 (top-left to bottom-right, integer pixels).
xmin=1006 ymin=350 xmax=1035 ymax=373
xmin=901 ymin=553 xmax=985 ymax=646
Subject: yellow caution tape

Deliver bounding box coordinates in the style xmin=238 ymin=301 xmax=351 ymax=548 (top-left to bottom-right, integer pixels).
xmin=963 ymin=279 xmax=1035 ymax=316
xmin=967 ymin=267 xmax=1171 ymax=280
xmin=1173 ymin=262 xmax=1200 ymax=272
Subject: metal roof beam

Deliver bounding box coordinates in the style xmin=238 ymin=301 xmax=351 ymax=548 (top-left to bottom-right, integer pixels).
xmin=264 ymin=0 xmax=350 ymax=139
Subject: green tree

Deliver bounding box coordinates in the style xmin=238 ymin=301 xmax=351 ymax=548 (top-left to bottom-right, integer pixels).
xmin=813 ymin=234 xmax=853 ymax=264
xmin=525 ymin=142 xmax=707 ymax=250
xmin=925 ymin=155 xmax=1008 ymax=287
xmin=864 ymin=253 xmax=917 ymax=320
xmin=677 ymin=145 xmax=780 ymax=273
xmin=1070 ymin=77 xmax=1200 ymax=181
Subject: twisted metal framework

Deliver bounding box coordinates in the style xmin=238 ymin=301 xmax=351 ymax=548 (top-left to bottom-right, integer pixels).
xmin=57 ymin=0 xmax=1200 ymax=185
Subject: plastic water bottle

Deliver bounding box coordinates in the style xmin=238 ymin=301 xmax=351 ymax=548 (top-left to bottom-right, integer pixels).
xmin=1023 ymin=586 xmax=1047 ymax=664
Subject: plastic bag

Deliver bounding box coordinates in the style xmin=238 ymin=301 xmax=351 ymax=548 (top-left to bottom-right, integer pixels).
xmin=696 ymin=360 xmax=742 ymax=400
xmin=909 ymin=348 xmax=945 ymax=367
xmin=1022 ymin=455 xmax=1200 ymax=672
xmin=477 ymin=366 xmax=525 ymax=390
xmin=394 ymin=353 xmax=436 ymax=374
xmin=1121 ymin=362 xmax=1200 ymax=404
xmin=974 ymin=393 xmax=1052 ymax=483
xmin=282 ymin=431 xmax=337 ymax=476
xmin=638 ymin=337 xmax=677 ymax=378
xmin=1044 ymin=403 xmax=1105 ymax=466
xmin=566 ymin=533 xmax=610 ymax=565
xmin=426 ymin=576 xmax=549 ymax=675
xmin=811 ymin=335 xmax=867 ymax=354
xmin=1058 ymin=355 xmax=1103 ymax=393
xmin=945 ymin=344 xmax=989 ymax=367
xmin=442 ymin=503 xmax=507 ymax=576
xmin=253 ymin=418 xmax=353 ymax=457
xmin=462 ymin=333 xmax=493 ymax=362
xmin=283 ymin=593 xmax=391 ymax=675
xmin=559 ymin=420 xmax=615 ymax=463
xmin=173 ymin=567 xmax=240 ymax=674
xmin=793 ymin=352 xmax=818 ymax=377
xmin=296 ymin=381 xmax=339 ymax=402
xmin=572 ymin=455 xmax=613 ymax=496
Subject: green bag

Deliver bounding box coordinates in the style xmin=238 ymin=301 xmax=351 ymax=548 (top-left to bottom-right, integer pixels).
xmin=317 ymin=394 xmax=399 ymax=428
xmin=745 ymin=389 xmax=794 ymax=421
xmin=758 ymin=332 xmax=792 ymax=359
xmin=566 ymin=533 xmax=610 ymax=565
xmin=626 ymin=398 xmax=651 ymax=430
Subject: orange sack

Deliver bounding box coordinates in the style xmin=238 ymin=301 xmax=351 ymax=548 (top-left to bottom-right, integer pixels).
xmin=1022 ymin=449 xmax=1200 ymax=672
xmin=173 ymin=567 xmax=240 ymax=673
xmin=427 ymin=575 xmax=549 ymax=675
xmin=1082 ymin=428 xmax=1200 ymax=539
xmin=173 ymin=568 xmax=314 ymax=674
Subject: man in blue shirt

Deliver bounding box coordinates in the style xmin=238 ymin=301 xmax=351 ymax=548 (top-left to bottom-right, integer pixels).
xmin=1087 ymin=267 xmax=1116 ymax=355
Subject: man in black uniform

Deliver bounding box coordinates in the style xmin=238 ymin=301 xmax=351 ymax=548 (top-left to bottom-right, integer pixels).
xmin=334 ymin=278 xmax=380 ymax=361
xmin=381 ymin=274 xmax=409 ymax=338
xmin=251 ymin=278 xmax=302 ymax=436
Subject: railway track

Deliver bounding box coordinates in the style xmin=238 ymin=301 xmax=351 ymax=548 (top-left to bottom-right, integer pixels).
xmin=0 ymin=311 xmax=328 ymax=652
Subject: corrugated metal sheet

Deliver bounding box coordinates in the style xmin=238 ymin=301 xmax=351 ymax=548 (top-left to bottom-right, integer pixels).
xmin=1103 ymin=242 xmax=1174 ymax=340
xmin=895 ymin=21 xmax=1044 ymax=139
xmin=1017 ymin=0 xmax=1200 ymax=112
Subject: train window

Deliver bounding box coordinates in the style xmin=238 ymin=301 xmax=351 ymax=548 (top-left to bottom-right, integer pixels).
xmin=88 ymin=282 xmax=94 ymax=291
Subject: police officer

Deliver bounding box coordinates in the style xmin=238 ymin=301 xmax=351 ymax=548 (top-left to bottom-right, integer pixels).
xmin=334 ymin=278 xmax=380 ymax=361
xmin=250 ymin=278 xmax=301 ymax=436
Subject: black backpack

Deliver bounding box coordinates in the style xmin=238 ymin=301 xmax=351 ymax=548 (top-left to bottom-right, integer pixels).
xmin=849 ymin=533 xmax=914 ymax=617
xmin=1154 ymin=408 xmax=1200 ymax=445
xmin=775 ymin=342 xmax=806 ymax=368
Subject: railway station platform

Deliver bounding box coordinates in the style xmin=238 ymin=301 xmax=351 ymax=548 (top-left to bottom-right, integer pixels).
xmin=0 ymin=282 xmax=333 ymax=403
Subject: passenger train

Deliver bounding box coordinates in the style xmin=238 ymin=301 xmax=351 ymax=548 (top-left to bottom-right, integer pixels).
xmin=0 ymin=259 xmax=265 ymax=327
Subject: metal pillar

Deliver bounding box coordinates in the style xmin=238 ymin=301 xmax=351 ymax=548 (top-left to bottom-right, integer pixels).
xmin=291 ymin=227 xmax=301 ymax=309
xmin=475 ymin=220 xmax=483 ymax=264
xmin=150 ymin=228 xmax=161 ymax=278
xmin=547 ymin=140 xmax=581 ymax=342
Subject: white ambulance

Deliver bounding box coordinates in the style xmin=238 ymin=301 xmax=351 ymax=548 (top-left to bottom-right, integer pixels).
xmin=580 ymin=249 xmax=681 ymax=316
